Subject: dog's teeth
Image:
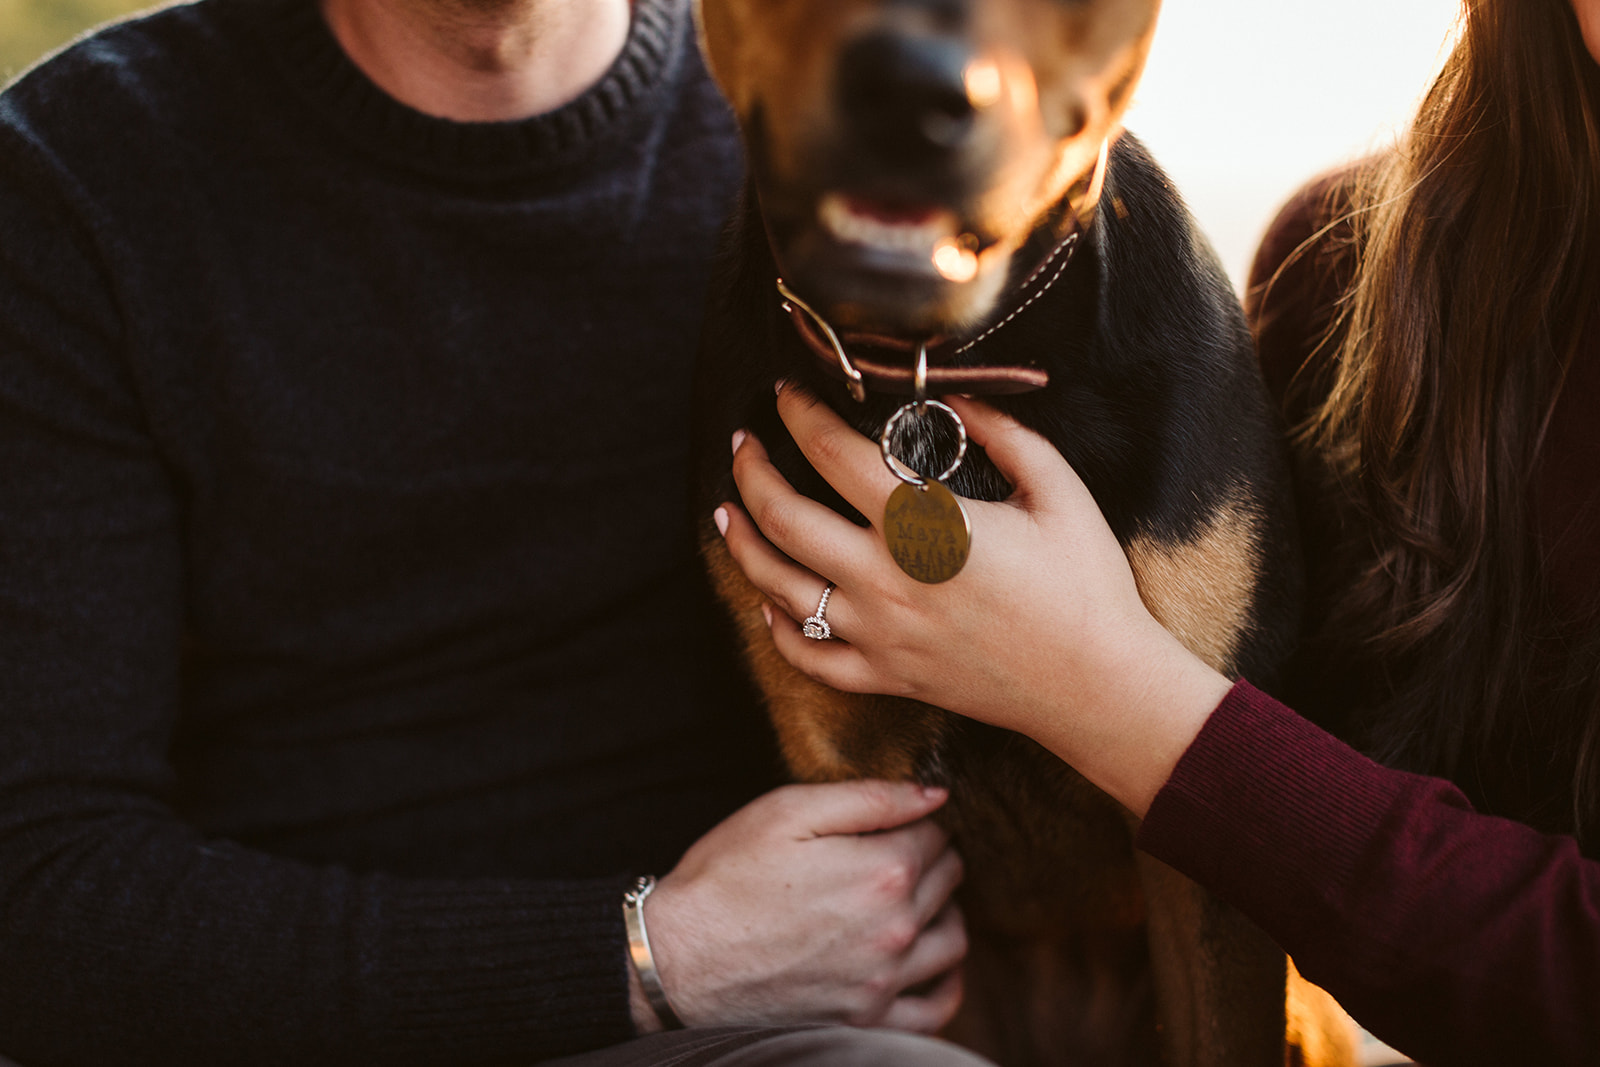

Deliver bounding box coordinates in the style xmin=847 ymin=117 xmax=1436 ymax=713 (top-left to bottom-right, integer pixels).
xmin=818 ymin=194 xmax=956 ymax=255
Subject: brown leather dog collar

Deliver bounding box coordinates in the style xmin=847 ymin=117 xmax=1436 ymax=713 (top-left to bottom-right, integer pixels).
xmin=778 ymin=222 xmax=1080 ymax=401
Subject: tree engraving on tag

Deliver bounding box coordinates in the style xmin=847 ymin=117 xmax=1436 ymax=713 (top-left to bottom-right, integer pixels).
xmin=884 ymin=480 xmax=971 ymax=584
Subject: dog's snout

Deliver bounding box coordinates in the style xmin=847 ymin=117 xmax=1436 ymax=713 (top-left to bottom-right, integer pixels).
xmin=836 ymin=31 xmax=980 ymax=155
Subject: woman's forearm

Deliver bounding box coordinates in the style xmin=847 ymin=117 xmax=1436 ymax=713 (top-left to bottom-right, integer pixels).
xmin=1139 ymin=680 xmax=1600 ymax=1067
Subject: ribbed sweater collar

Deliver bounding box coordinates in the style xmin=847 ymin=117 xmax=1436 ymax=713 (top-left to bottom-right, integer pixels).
xmin=230 ymin=0 xmax=684 ymax=183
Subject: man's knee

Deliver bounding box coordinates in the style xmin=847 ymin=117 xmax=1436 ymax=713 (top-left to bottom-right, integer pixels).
xmin=712 ymin=1026 xmax=995 ymax=1067
xmin=540 ymin=1026 xmax=997 ymax=1067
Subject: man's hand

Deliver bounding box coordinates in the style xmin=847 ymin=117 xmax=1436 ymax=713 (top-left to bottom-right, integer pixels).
xmin=634 ymin=780 xmax=966 ymax=1034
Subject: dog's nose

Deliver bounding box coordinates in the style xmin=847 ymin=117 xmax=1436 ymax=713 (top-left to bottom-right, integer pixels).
xmin=837 ymin=30 xmax=980 ymax=156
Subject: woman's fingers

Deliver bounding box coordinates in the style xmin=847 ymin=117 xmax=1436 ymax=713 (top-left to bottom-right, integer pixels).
xmin=765 ymin=594 xmax=893 ymax=694
xmin=946 ymin=395 xmax=1088 ymax=514
xmin=721 ymin=389 xmax=1117 ymax=711
xmin=719 ymin=499 xmax=892 ymax=690
xmin=730 ymin=430 xmax=880 ymax=582
xmin=773 ymin=382 xmax=903 ymax=520
xmin=717 ymin=500 xmax=837 ymax=630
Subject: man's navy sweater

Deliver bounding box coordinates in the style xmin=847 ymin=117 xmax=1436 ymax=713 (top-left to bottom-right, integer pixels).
xmin=0 ymin=0 xmax=779 ymax=1061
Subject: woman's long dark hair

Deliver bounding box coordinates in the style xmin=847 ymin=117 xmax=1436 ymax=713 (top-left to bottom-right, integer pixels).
xmin=1292 ymin=0 xmax=1600 ymax=840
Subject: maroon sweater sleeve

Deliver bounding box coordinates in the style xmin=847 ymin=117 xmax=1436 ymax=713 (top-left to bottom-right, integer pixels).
xmin=1137 ymin=681 xmax=1600 ymax=1066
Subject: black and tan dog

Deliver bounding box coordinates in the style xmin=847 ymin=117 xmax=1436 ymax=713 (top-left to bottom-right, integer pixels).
xmin=692 ymin=1 xmax=1348 ymax=1064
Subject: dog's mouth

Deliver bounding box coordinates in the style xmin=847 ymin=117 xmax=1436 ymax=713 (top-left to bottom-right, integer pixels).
xmin=774 ymin=189 xmax=1007 ymax=337
xmin=817 ymin=194 xmax=980 ymax=283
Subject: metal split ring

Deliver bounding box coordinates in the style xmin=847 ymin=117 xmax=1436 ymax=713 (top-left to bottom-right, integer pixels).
xmin=879 ymin=398 xmax=969 ymax=487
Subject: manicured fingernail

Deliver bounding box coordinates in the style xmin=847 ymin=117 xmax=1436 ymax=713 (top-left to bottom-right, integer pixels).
xmin=761 ymin=603 xmax=773 ymax=627
xmin=774 ymin=378 xmax=788 ymax=396
xmin=731 ymin=429 xmax=747 ymax=455
xmin=921 ymin=785 xmax=948 ymax=801
xmin=713 ymin=507 xmax=729 ymax=536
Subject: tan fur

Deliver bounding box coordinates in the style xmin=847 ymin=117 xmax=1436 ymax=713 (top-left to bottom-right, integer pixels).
xmin=704 ymin=527 xmax=954 ymax=783
xmin=704 ymin=525 xmax=856 ymax=779
xmin=1125 ymin=491 xmax=1263 ymax=676
xmin=697 ymin=0 xmax=1162 ymax=331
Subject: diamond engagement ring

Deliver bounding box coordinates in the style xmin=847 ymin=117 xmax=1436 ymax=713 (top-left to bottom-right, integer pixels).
xmin=802 ymin=582 xmax=835 ymax=641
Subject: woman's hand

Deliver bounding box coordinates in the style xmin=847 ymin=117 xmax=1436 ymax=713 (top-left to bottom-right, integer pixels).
xmin=716 ymin=383 xmax=1233 ymax=815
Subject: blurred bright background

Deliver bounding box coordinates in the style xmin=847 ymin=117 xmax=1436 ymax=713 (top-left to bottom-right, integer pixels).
xmin=0 ymin=0 xmax=154 ymax=81
xmin=1131 ymin=0 xmax=1462 ymax=289
xmin=3 ymin=0 xmax=1463 ymax=289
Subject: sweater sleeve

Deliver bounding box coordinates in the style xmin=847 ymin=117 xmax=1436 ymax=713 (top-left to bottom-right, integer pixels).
xmin=0 ymin=118 xmax=634 ymax=1067
xmin=1137 ymin=681 xmax=1600 ymax=1067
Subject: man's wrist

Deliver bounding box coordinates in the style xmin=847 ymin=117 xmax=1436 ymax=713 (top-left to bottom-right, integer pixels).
xmin=623 ymin=876 xmax=684 ymax=1032
xmin=627 ymin=951 xmax=665 ymax=1034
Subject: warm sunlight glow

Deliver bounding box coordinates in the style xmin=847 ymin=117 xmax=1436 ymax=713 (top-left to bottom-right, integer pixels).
xmin=963 ymin=57 xmax=1003 ymax=109
xmin=932 ymin=238 xmax=979 ymax=282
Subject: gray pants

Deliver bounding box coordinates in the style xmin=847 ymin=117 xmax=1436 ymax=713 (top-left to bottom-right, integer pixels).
xmin=0 ymin=1027 xmax=996 ymax=1066
xmin=541 ymin=1026 xmax=998 ymax=1067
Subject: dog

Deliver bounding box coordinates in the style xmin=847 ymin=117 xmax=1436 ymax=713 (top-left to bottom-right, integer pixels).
xmin=691 ymin=1 xmax=1350 ymax=1063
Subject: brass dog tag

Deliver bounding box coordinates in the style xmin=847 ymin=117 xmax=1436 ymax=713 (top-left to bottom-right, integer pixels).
xmin=879 ymin=395 xmax=973 ymax=584
xmin=884 ymin=480 xmax=971 ymax=584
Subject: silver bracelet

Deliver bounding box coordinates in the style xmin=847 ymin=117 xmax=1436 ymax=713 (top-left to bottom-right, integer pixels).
xmin=622 ymin=875 xmax=684 ymax=1030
